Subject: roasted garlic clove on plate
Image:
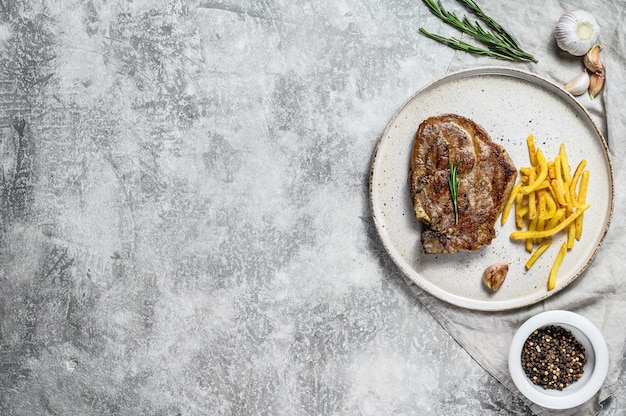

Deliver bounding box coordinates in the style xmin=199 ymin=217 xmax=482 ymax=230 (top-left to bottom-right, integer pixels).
xmin=483 ymin=262 xmax=509 ymax=291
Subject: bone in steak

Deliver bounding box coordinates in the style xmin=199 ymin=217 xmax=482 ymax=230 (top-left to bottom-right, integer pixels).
xmin=408 ymin=114 xmax=517 ymax=254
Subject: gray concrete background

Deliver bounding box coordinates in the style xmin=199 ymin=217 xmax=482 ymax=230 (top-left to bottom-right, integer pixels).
xmin=1 ymin=1 xmax=625 ymax=415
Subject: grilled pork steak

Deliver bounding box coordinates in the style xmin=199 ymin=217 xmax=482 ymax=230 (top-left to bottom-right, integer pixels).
xmin=408 ymin=114 xmax=517 ymax=254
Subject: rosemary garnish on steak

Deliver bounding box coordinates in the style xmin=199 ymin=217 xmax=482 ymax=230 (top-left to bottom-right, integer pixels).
xmin=448 ymin=159 xmax=460 ymax=224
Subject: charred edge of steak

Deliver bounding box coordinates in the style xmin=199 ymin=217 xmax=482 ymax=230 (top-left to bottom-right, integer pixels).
xmin=422 ymin=227 xmax=497 ymax=254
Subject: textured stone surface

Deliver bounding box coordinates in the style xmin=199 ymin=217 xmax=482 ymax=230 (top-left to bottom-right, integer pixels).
xmin=1 ymin=1 xmax=625 ymax=415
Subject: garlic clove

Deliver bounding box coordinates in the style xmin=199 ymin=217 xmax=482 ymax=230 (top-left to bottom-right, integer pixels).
xmin=483 ymin=262 xmax=509 ymax=292
xmin=564 ymin=71 xmax=590 ymax=96
xmin=589 ymin=72 xmax=605 ymax=99
xmin=583 ymin=44 xmax=603 ymax=74
xmin=555 ymin=10 xmax=601 ymax=56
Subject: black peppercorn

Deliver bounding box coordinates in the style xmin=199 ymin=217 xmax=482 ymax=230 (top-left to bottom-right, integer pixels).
xmin=520 ymin=325 xmax=586 ymax=390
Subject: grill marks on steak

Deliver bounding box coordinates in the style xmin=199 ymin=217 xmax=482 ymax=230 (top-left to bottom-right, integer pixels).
xmin=409 ymin=114 xmax=517 ymax=254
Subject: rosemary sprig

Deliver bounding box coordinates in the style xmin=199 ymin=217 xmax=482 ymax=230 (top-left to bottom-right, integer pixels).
xmin=448 ymin=159 xmax=460 ymax=225
xmin=419 ymin=29 xmax=516 ymax=61
xmin=420 ymin=0 xmax=536 ymax=63
xmin=457 ymin=0 xmax=521 ymax=50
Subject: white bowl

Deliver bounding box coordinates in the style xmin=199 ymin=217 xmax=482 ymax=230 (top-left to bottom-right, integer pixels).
xmin=508 ymin=310 xmax=609 ymax=409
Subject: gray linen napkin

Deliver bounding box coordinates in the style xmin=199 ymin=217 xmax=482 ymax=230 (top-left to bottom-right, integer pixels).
xmin=405 ymin=1 xmax=626 ymax=415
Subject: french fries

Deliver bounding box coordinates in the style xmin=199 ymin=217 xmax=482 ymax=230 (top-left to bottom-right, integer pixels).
xmin=502 ymin=134 xmax=590 ymax=291
xmin=509 ymin=204 xmax=589 ymax=240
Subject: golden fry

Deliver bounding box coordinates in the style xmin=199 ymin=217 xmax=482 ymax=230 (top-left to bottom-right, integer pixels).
xmin=575 ymin=170 xmax=590 ymax=239
xmin=551 ymin=179 xmax=567 ymax=206
xmin=516 ymin=204 xmax=529 ymax=229
xmin=563 ymin=184 xmax=573 ymax=216
xmin=570 ymin=159 xmax=587 ymax=191
xmin=555 ymin=164 xmax=568 ymax=207
xmin=515 ymin=188 xmax=526 ymax=227
xmin=545 ymin=182 xmax=558 ymax=202
xmin=547 ymin=161 xmax=556 ymax=180
xmin=538 ymin=189 xmax=557 ymax=220
xmin=527 ymin=134 xmax=538 ymax=166
xmin=555 ymin=153 xmax=572 ymax=212
xmin=527 ymin=169 xmax=537 ymax=220
xmin=501 ymin=182 xmax=523 ymax=225
xmin=525 ymin=240 xmax=552 ymax=270
xmin=537 ymin=192 xmax=547 ymax=220
xmin=522 ymin=149 xmax=548 ymax=194
xmin=559 ymin=143 xmax=572 ymax=182
xmin=536 ymin=180 xmax=551 ymax=192
xmin=548 ymin=242 xmax=567 ymax=291
xmin=575 ymin=217 xmax=583 ymax=240
xmin=545 ymin=208 xmax=565 ymax=230
xmin=526 ymin=216 xmax=537 ymax=252
xmin=570 ymin=159 xmax=588 ymax=208
xmin=554 ymin=155 xmax=562 ymax=182
xmin=577 ymin=170 xmax=590 ymax=205
xmin=567 ymin=223 xmax=576 ymax=249
xmin=536 ymin=218 xmax=546 ymax=244
xmin=520 ymin=174 xmax=529 ymax=185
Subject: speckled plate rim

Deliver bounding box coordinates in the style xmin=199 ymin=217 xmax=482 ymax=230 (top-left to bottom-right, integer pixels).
xmin=507 ymin=310 xmax=609 ymax=409
xmin=369 ymin=66 xmax=614 ymax=311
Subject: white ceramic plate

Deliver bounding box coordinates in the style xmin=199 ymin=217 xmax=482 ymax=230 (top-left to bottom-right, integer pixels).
xmin=370 ymin=67 xmax=613 ymax=311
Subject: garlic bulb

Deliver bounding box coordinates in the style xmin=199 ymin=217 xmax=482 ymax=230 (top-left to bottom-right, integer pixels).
xmin=564 ymin=71 xmax=590 ymax=96
xmin=555 ymin=10 xmax=600 ymax=56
